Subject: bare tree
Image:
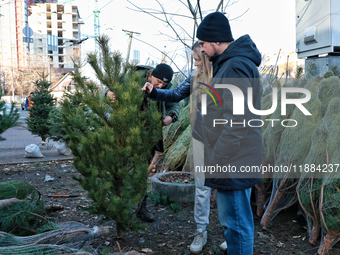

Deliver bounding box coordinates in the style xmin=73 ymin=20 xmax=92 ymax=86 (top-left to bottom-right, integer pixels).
xmin=127 ymin=0 xmax=249 ymax=74
xmin=2 ymin=54 xmax=62 ymax=97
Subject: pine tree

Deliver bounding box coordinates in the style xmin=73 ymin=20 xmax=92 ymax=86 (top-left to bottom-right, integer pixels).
xmin=26 ymin=75 xmax=56 ymax=143
xmin=0 ymin=87 xmax=20 ymax=141
xmin=60 ymin=36 xmax=162 ymax=234
xmin=48 ymin=91 xmax=84 ymax=143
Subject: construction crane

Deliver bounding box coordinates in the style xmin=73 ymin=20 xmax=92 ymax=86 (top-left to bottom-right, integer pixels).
xmin=93 ymin=0 xmax=100 ymax=56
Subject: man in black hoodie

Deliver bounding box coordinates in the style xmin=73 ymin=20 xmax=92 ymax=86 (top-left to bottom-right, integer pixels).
xmin=195 ymin=12 xmax=263 ymax=255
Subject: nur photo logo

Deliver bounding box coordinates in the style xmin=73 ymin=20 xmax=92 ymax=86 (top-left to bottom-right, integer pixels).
xmin=197 ymin=82 xmax=223 ymax=115
xmin=198 ymin=82 xmax=312 ymax=128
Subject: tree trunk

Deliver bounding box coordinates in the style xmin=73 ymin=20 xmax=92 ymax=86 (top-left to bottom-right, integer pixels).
xmin=0 ymin=198 xmax=23 ymax=207
xmin=317 ymin=233 xmax=337 ymax=255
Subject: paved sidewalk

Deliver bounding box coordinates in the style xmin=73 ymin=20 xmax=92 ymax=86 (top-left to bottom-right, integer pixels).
xmin=0 ymin=120 xmax=73 ymax=165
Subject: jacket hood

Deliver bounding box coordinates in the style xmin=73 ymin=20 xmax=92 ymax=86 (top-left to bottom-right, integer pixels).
xmin=211 ymin=34 xmax=262 ymax=68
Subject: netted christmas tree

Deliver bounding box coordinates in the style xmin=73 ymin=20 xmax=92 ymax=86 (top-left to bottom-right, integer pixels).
xmin=26 ymin=75 xmax=56 ymax=144
xmin=59 ymin=36 xmax=162 ymax=235
xmin=260 ymin=74 xmax=340 ymax=254
xmin=162 ymin=103 xmax=191 ymax=171
xmin=315 ymin=97 xmax=340 ymax=254
xmin=0 ymin=88 xmax=20 ymax=141
xmin=296 ymin=88 xmax=340 ymax=246
xmin=256 ymin=79 xmax=305 ymax=218
xmin=261 ymin=78 xmax=323 ymax=228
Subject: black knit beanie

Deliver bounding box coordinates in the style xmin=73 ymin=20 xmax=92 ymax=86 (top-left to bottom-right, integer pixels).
xmin=151 ymin=63 xmax=173 ymax=83
xmin=197 ymin=12 xmax=234 ymax=42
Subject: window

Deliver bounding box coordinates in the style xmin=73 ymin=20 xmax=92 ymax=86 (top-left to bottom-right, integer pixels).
xmin=133 ymin=50 xmax=140 ymax=64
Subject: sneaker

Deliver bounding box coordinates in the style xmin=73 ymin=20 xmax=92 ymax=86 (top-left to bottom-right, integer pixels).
xmin=220 ymin=241 xmax=227 ymax=250
xmin=136 ymin=197 xmax=154 ymax=222
xmin=190 ymin=229 xmax=207 ymax=254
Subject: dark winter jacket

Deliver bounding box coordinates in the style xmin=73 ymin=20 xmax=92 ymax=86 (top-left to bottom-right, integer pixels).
xmin=154 ymin=82 xmax=180 ymax=120
xmin=203 ymin=34 xmax=263 ymax=191
xmin=151 ymin=74 xmax=191 ymax=102
xmin=149 ymin=73 xmax=203 ymax=141
xmin=104 ymin=66 xmax=179 ymax=121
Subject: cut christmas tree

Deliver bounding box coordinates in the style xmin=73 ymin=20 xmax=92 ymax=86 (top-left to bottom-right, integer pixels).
xmin=59 ymin=36 xmax=162 ymax=235
xmin=26 ymin=75 xmax=56 ymax=144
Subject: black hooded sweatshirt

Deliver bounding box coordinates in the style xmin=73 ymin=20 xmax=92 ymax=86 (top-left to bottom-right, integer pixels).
xmin=202 ymin=34 xmax=263 ymax=191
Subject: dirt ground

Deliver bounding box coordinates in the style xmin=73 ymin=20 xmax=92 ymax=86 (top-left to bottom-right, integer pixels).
xmin=0 ymin=161 xmax=339 ymax=255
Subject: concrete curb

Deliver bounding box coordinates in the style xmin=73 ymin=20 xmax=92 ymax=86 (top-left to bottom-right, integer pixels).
xmin=0 ymin=113 xmax=73 ymax=165
xmin=151 ymin=171 xmax=195 ymax=203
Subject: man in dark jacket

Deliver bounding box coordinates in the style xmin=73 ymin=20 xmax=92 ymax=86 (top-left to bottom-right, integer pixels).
xmin=196 ymin=12 xmax=263 ymax=255
xmin=105 ymin=64 xmax=179 ymax=126
xmin=105 ymin=63 xmax=179 ymax=222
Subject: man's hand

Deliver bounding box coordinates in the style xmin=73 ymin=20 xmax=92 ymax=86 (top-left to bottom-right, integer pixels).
xmin=141 ymin=82 xmax=154 ymax=93
xmin=163 ymin=116 xmax=173 ymax=126
xmin=106 ymin=91 xmax=116 ymax=103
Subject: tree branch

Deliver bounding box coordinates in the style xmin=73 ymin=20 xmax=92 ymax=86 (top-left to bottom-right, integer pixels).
xmin=229 ymin=8 xmax=250 ymax=21
xmin=216 ymin=0 xmax=224 ymax=11
xmin=126 ymin=1 xmax=166 ymax=23
xmin=132 ymin=37 xmax=187 ymax=78
xmin=158 ymin=32 xmax=192 ymax=44
xmin=197 ymin=0 xmax=203 ymax=21
xmin=125 ymin=7 xmax=193 ymax=20
xmin=155 ymin=0 xmax=191 ymax=49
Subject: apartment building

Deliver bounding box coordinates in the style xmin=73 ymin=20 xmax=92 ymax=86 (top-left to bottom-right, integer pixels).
xmin=0 ymin=0 xmax=57 ymax=69
xmin=28 ymin=2 xmax=81 ymax=69
xmin=1 ymin=0 xmax=27 ymax=70
xmin=0 ymin=0 xmax=80 ymax=97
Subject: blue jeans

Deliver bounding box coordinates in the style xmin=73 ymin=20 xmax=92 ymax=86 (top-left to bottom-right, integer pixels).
xmin=193 ymin=138 xmax=211 ymax=230
xmin=216 ymin=188 xmax=254 ymax=255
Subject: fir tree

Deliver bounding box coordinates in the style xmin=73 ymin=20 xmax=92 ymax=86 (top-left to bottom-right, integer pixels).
xmin=26 ymin=75 xmax=56 ymax=143
xmin=48 ymin=91 xmax=85 ymax=143
xmin=60 ymin=36 xmax=162 ymax=234
xmin=48 ymin=107 xmax=67 ymax=142
xmin=0 ymin=87 xmax=20 ymax=141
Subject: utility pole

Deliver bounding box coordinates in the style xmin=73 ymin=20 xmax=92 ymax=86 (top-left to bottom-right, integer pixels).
xmin=122 ymin=29 xmax=140 ymax=63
